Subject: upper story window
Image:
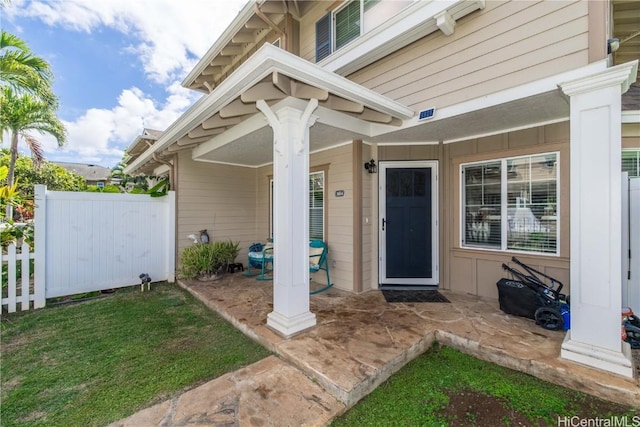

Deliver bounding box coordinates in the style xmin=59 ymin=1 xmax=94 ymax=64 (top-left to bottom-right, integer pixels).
xmin=316 ymin=0 xmax=396 ymax=62
xmin=461 ymin=153 xmax=559 ymax=255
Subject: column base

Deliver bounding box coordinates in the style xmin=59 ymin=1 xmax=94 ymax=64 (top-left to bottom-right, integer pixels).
xmin=560 ymin=331 xmax=634 ymax=378
xmin=267 ymin=310 xmax=316 ymax=338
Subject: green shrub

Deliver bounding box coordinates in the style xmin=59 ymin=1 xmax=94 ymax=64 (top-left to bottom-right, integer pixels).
xmin=178 ymin=240 xmax=240 ymax=280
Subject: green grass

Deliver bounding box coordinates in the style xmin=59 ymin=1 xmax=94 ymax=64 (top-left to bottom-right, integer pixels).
xmin=1 ymin=282 xmax=270 ymax=427
xmin=332 ymin=343 xmax=638 ymax=426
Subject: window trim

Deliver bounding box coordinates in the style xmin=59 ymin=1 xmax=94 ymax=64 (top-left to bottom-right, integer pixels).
xmin=268 ymin=167 xmax=327 ymax=242
xmin=460 ymin=151 xmax=560 ymax=256
xmin=622 ymin=148 xmax=640 ymax=177
xmin=332 ymin=0 xmax=363 ymax=53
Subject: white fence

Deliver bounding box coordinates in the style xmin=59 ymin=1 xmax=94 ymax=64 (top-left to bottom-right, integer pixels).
xmin=623 ymin=176 xmax=640 ymax=311
xmin=2 ymin=186 xmax=175 ymax=313
xmin=1 ymin=242 xmax=43 ymax=313
xmin=33 ymin=185 xmax=175 ymax=299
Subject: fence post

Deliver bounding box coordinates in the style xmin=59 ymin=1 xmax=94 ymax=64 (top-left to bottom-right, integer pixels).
xmin=167 ymin=190 xmax=176 ymax=283
xmin=20 ymin=242 xmax=30 ymax=310
xmin=34 ymin=185 xmax=46 ymax=308
xmin=7 ymin=243 xmax=16 ymax=313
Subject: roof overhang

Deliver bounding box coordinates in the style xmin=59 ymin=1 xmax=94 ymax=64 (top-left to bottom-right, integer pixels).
xmin=125 ymin=43 xmax=414 ymax=173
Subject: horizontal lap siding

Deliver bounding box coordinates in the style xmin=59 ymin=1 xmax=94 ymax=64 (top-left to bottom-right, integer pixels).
xmin=312 ymin=145 xmax=354 ymax=291
xmin=348 ymin=0 xmax=589 ymax=111
xmin=444 ymin=122 xmax=571 ymax=299
xmin=176 ymin=152 xmax=257 ymax=261
xmin=299 ymin=3 xmax=331 ymax=63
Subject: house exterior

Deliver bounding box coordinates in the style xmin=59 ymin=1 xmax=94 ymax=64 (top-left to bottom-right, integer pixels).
xmin=124 ymin=0 xmax=640 ymax=377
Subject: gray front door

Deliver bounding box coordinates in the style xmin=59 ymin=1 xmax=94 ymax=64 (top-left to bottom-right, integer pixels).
xmin=379 ymin=161 xmax=438 ymax=286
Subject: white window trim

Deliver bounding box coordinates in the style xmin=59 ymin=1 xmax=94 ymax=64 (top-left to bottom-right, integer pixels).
xmin=269 ymin=171 xmax=325 ymax=241
xmin=459 ymin=151 xmax=560 ymax=256
xmin=332 ymin=0 xmax=364 ymax=54
xmin=318 ymin=0 xmax=484 ymax=76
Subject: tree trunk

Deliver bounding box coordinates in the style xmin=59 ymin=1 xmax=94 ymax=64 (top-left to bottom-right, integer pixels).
xmin=6 ymin=131 xmax=19 ymax=220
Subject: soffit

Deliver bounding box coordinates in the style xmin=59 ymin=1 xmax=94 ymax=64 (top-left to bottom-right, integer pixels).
xmin=125 ymin=44 xmax=413 ymax=173
xmin=183 ymin=0 xmax=315 ymax=93
xmin=612 ymin=0 xmax=640 ymax=70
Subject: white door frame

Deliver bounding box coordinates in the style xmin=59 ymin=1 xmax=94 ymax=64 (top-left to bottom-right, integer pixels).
xmin=378 ymin=160 xmax=439 ymax=286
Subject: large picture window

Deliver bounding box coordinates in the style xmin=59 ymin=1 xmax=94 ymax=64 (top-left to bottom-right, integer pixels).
xmin=270 ymin=171 xmax=325 ymax=240
xmin=462 ymin=153 xmax=559 ymax=255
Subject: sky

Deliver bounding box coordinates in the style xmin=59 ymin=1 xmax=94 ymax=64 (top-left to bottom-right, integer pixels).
xmin=1 ymin=0 xmax=249 ymax=168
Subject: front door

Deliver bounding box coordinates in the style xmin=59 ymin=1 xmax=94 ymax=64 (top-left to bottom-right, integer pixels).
xmin=379 ymin=161 xmax=438 ymax=287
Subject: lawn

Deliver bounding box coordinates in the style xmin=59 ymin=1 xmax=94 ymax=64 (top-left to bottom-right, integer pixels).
xmin=0 ymin=282 xmax=271 ymax=427
xmin=331 ymin=343 xmax=639 ymax=426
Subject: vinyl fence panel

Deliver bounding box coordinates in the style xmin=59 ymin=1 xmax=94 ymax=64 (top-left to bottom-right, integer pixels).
xmin=35 ymin=185 xmax=175 ymax=299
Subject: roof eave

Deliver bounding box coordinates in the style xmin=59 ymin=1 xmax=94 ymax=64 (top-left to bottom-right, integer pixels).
xmin=126 ymin=44 xmax=414 ymax=174
xmin=181 ymin=0 xmax=257 ymax=89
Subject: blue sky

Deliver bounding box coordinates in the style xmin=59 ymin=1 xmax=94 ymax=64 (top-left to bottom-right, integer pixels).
xmin=2 ymin=0 xmax=248 ymax=168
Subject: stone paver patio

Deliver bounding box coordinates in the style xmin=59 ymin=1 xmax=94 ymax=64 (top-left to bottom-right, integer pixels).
xmin=112 ymin=273 xmax=639 ymax=427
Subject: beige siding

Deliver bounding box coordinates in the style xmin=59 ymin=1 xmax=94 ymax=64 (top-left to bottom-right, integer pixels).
xmin=347 ymin=1 xmax=589 ymax=112
xmin=444 ymin=122 xmax=571 ymax=299
xmin=253 ymin=144 xmax=356 ymax=291
xmin=176 ymin=152 xmax=258 ymax=266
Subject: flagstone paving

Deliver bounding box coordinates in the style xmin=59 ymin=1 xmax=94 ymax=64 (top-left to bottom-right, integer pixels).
xmin=112 ymin=274 xmax=639 ymax=427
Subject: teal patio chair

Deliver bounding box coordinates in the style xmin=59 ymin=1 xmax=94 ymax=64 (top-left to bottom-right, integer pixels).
xmin=309 ymin=240 xmax=333 ymax=295
xmin=243 ymin=243 xmax=273 ymax=281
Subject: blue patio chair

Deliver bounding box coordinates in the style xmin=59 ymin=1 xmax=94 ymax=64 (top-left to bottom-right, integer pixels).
xmin=243 ymin=242 xmax=273 ymax=281
xmin=309 ymin=240 xmax=333 ymax=295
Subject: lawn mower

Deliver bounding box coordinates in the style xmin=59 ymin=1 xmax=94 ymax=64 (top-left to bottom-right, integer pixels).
xmin=497 ymin=257 xmax=569 ymax=331
xmin=622 ymin=307 xmax=640 ymax=349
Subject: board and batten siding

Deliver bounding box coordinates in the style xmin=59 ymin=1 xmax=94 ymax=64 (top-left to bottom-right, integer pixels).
xmin=175 ymin=152 xmax=258 ymax=265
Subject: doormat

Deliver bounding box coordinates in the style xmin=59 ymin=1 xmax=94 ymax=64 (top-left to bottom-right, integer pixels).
xmin=382 ymin=290 xmax=450 ymax=303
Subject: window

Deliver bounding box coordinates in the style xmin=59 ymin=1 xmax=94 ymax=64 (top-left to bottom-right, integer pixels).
xmin=622 ymin=149 xmax=640 ymax=177
xmin=462 ymin=153 xmax=559 ymax=255
xmin=316 ymin=0 xmax=383 ymax=62
xmin=269 ymin=171 xmax=325 ymax=240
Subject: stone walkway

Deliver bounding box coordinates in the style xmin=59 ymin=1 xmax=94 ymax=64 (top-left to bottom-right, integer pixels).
xmin=111 ymin=274 xmax=639 ymax=426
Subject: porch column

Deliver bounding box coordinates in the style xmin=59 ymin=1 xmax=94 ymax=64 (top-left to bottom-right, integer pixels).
xmin=559 ymin=60 xmax=638 ymax=377
xmin=257 ymin=99 xmax=319 ymax=337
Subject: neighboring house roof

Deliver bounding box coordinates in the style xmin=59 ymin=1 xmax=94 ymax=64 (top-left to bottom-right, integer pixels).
xmin=124 ymin=128 xmax=163 ymax=165
xmin=54 ymin=162 xmax=112 ymax=182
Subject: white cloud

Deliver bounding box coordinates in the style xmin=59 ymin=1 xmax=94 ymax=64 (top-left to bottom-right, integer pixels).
xmin=6 ymin=0 xmax=248 ymax=84
xmin=8 ymin=84 xmax=201 ymax=168
xmin=3 ymin=0 xmax=247 ymax=168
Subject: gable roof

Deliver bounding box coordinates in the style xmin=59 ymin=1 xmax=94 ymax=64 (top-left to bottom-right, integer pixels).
xmin=54 ymin=162 xmax=112 ymax=182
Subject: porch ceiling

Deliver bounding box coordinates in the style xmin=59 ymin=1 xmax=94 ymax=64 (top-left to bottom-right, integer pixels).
xmin=125 ymin=44 xmax=413 ymax=173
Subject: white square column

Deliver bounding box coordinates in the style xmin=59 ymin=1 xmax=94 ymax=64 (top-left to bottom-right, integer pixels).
xmin=559 ymin=60 xmax=638 ymax=377
xmin=257 ymin=99 xmax=319 ymax=337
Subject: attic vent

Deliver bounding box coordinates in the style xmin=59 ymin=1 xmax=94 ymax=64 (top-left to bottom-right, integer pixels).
xmin=418 ymin=108 xmax=435 ymax=120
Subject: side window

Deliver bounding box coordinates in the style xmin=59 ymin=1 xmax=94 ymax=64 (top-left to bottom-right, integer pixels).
xmin=622 ymin=149 xmax=640 ymax=177
xmin=269 ymin=171 xmax=325 ymax=241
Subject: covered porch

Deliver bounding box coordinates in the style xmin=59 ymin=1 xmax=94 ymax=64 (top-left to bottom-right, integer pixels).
xmin=178 ymin=274 xmax=639 ymax=409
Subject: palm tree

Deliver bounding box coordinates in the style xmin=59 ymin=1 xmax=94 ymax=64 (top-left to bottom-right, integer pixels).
xmin=0 ymin=30 xmax=56 ymax=107
xmin=0 ymin=86 xmax=66 ymax=218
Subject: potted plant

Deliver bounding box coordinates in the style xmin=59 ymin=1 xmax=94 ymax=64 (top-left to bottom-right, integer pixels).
xmin=178 ymin=240 xmax=240 ymax=281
